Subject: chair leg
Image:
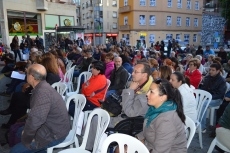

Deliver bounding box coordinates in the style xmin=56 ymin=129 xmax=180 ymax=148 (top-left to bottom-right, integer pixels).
xmin=198 ymin=125 xmax=203 ymax=148
xmin=207 ymin=138 xmax=217 ymax=153
xmin=47 ymin=147 xmax=53 ymax=153
xmin=210 ymin=108 xmax=214 ymax=126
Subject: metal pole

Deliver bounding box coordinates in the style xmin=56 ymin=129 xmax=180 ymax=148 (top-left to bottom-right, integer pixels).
xmin=23 ymin=12 xmax=27 ymax=35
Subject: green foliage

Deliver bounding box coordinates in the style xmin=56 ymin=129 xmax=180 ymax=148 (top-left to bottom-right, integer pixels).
xmin=219 ymin=0 xmax=230 ymax=21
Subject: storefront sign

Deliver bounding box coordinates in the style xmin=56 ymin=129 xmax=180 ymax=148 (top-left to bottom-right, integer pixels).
xmin=106 ymin=33 xmax=118 ymax=37
xmin=84 ymin=34 xmax=93 ymax=37
xmin=95 ymin=33 xmax=102 ymax=37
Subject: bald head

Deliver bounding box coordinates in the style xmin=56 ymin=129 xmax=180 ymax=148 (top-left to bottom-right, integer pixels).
xmin=28 ymin=64 xmax=47 ymax=81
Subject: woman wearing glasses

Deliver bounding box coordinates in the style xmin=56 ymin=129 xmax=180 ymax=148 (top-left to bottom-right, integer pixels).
xmin=184 ymin=58 xmax=202 ymax=89
xmin=135 ymin=79 xmax=187 ymax=152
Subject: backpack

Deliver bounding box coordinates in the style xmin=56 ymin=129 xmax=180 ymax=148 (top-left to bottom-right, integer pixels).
xmin=101 ymin=94 xmax=122 ymax=117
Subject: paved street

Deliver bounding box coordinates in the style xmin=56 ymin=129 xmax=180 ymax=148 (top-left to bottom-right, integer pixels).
xmin=0 ymin=63 xmax=220 ymax=153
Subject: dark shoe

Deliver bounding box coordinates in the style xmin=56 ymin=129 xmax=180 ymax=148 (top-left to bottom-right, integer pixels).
xmin=5 ymin=83 xmax=10 ymax=87
xmin=0 ymin=109 xmax=12 ymax=115
xmin=4 ymin=72 xmax=11 ymax=78
xmin=215 ymin=146 xmax=225 ymax=153
xmin=1 ymin=123 xmax=11 ymax=129
xmin=0 ymin=91 xmax=11 ymax=97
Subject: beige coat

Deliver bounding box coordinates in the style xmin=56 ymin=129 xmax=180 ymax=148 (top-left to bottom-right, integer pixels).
xmin=136 ymin=111 xmax=187 ymax=153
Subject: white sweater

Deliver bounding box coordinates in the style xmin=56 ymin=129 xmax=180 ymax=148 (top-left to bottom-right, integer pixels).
xmin=178 ymin=84 xmax=197 ymax=122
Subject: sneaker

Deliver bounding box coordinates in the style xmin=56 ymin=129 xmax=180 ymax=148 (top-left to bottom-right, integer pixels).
xmin=202 ymin=129 xmax=206 ymax=133
xmin=0 ymin=91 xmax=11 ymax=97
xmin=196 ymin=128 xmax=206 ymax=133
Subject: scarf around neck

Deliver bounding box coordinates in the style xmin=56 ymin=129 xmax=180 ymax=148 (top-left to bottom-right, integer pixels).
xmin=145 ymin=100 xmax=177 ymax=127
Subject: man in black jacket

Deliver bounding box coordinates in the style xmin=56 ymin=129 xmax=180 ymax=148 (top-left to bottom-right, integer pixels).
xmin=200 ymin=63 xmax=227 ymax=132
xmin=106 ymin=57 xmax=129 ymax=97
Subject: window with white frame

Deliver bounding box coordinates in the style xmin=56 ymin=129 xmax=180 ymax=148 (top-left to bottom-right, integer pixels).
xmin=112 ymin=0 xmax=117 ymax=7
xmin=177 ymin=0 xmax=182 ymax=8
xmin=186 ymin=17 xmax=190 ymax=26
xmin=176 ymin=34 xmax=181 ymax=40
xmin=124 ymin=0 xmax=128 ymax=6
xmin=83 ymin=14 xmax=85 ymax=20
xmin=177 ymin=17 xmax=181 ymax=26
xmin=82 ymin=3 xmax=85 ymax=9
xmin=184 ymin=34 xmax=190 ymax=43
xmin=195 ymin=1 xmax=199 ymax=10
xmin=187 ymin=0 xmax=191 ymax=9
xmin=149 ymin=15 xmax=156 ymax=25
xmin=140 ymin=0 xmax=146 ymax=6
xmin=83 ymin=24 xmax=85 ymax=28
xmin=194 ymin=18 xmax=198 ymax=27
xmin=166 ymin=16 xmax=172 ymax=26
xmin=150 ymin=0 xmax=156 ymax=6
xmin=193 ymin=34 xmax=197 ymax=42
xmin=113 ymin=22 xmax=117 ymax=29
xmin=87 ymin=23 xmax=90 ymax=29
xmin=113 ymin=11 xmax=117 ymax=18
xmin=168 ymin=0 xmax=172 ymax=7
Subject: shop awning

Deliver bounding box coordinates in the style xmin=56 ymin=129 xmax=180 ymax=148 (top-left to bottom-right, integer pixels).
xmin=56 ymin=26 xmax=85 ymax=33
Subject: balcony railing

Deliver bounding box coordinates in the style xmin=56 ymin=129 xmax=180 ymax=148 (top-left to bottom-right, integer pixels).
xmin=119 ymin=5 xmax=131 ymax=13
xmin=119 ymin=25 xmax=130 ymax=30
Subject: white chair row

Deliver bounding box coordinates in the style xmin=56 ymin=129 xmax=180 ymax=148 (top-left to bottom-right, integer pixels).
xmin=58 ymin=108 xmax=110 ymax=153
xmin=193 ymin=89 xmax=212 ymax=149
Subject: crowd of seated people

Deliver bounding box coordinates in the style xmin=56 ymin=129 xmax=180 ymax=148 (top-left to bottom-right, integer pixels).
xmin=1 ymin=39 xmax=230 ymax=152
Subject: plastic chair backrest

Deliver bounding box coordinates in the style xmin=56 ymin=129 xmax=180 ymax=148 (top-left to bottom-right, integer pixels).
xmin=102 ymin=79 xmax=111 ymax=101
xmin=51 ymin=82 xmax=67 ymax=97
xmin=88 ymin=64 xmax=92 ymax=72
xmin=63 ymin=65 xmax=76 ymax=83
xmin=185 ymin=116 xmax=196 ymax=148
xmin=65 ymin=94 xmax=86 ymax=131
xmin=66 ymin=60 xmax=73 ymax=71
xmin=193 ymin=89 xmax=212 ymax=123
xmin=75 ymin=71 xmax=92 ymax=93
xmin=101 ymin=133 xmax=149 ymax=153
xmin=78 ymin=108 xmax=110 ymax=152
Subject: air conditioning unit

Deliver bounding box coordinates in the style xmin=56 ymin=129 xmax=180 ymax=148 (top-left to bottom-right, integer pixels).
xmin=36 ymin=0 xmax=48 ymax=11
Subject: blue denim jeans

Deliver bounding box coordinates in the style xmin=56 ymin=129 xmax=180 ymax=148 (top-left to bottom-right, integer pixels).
xmin=10 ymin=134 xmax=64 ymax=153
xmin=106 ymin=90 xmax=116 ymax=98
xmin=201 ymin=99 xmax=222 ymax=130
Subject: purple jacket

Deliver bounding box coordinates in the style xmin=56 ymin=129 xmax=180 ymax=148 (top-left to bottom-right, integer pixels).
xmin=105 ymin=61 xmax=114 ymax=79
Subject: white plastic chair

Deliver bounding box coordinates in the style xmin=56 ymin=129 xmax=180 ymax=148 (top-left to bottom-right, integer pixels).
xmin=193 ymin=89 xmax=212 ymax=148
xmin=185 ymin=116 xmax=196 ymax=148
xmin=66 ymin=60 xmax=73 ymax=71
xmin=47 ymin=94 xmax=86 ymax=153
xmin=62 ymin=65 xmax=76 ymax=92
xmin=207 ymin=137 xmax=230 ymax=153
xmin=51 ymin=82 xmax=67 ymax=100
xmin=101 ymin=133 xmax=149 ymax=153
xmin=88 ymin=64 xmax=92 ymax=72
xmin=208 ymin=82 xmax=228 ymax=126
xmin=65 ymin=71 xmax=92 ymax=99
xmin=102 ymin=79 xmax=111 ymax=101
xmin=58 ymin=108 xmax=110 ymax=153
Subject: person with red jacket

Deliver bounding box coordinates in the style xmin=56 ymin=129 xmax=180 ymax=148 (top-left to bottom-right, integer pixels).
xmin=81 ymin=61 xmax=107 ymax=110
xmin=184 ymin=58 xmax=202 ymax=89
xmin=69 ymin=60 xmax=107 ymax=116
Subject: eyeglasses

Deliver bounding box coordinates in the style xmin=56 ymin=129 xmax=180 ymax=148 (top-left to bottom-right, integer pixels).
xmin=132 ymin=70 xmax=144 ymax=74
xmin=189 ymin=64 xmax=194 ymax=66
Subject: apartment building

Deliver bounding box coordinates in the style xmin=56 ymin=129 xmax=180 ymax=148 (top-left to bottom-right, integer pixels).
xmin=0 ymin=0 xmax=83 ymax=46
xmin=80 ymin=0 xmax=119 ymax=45
xmin=118 ymin=0 xmax=203 ymax=47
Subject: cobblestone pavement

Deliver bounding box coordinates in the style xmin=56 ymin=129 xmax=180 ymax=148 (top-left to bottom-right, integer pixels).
xmin=0 ymin=64 xmax=221 ymax=153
